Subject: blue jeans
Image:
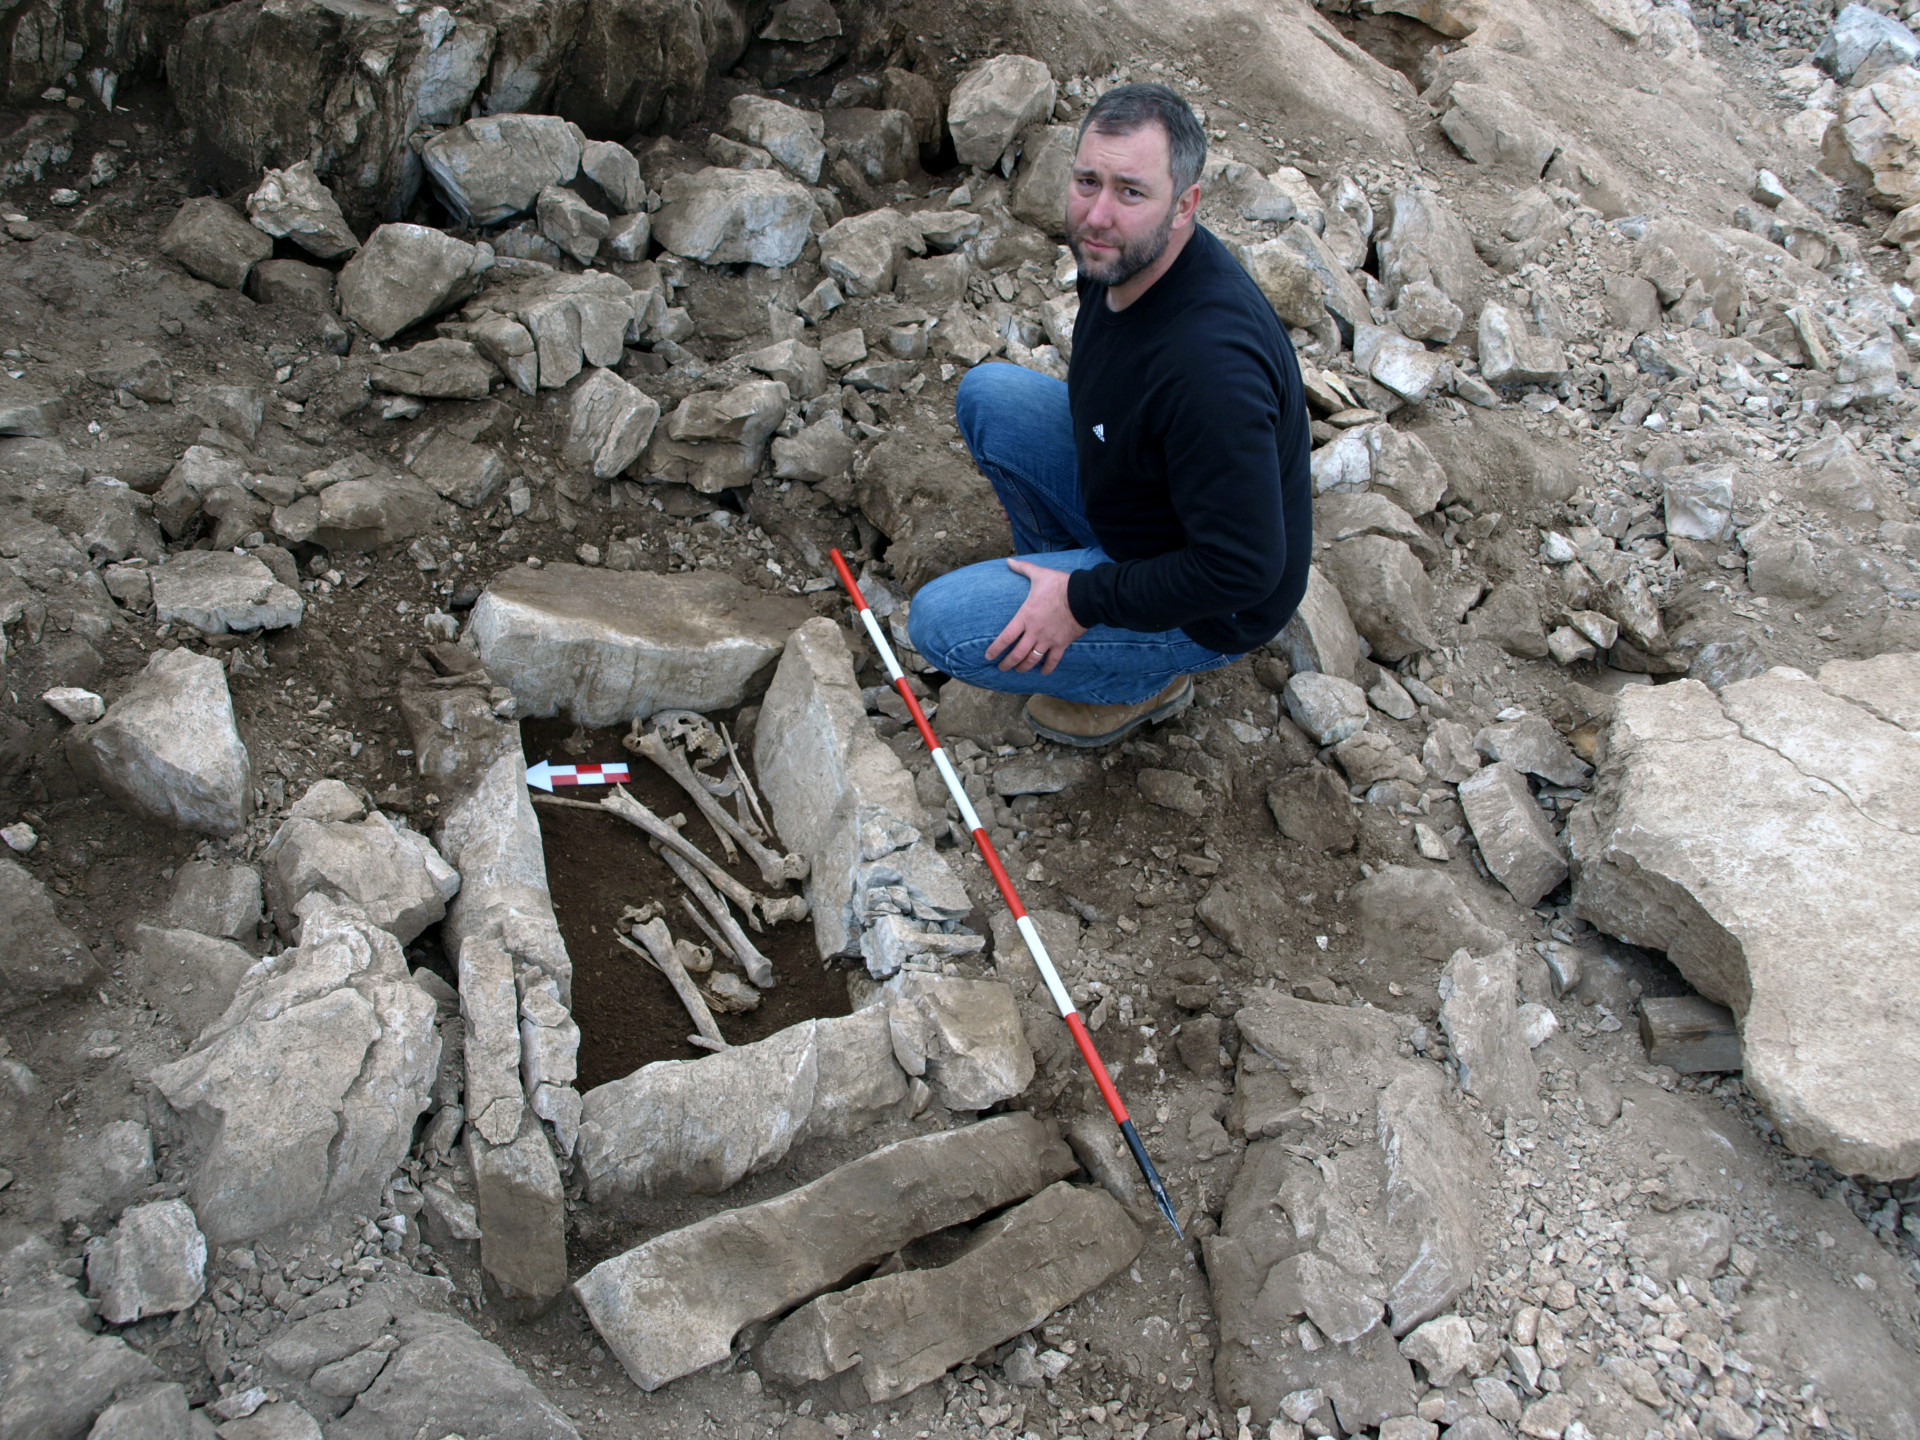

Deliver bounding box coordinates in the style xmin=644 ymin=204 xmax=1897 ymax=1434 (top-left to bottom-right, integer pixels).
xmin=906 ymin=363 xmax=1240 ymax=707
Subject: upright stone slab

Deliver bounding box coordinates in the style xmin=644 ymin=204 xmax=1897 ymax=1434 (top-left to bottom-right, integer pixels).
xmin=468 ymin=1119 xmax=567 ymax=1308
xmin=753 ymin=617 xmax=970 ymax=961
xmin=759 ymin=1181 xmax=1142 ymax=1403
xmin=469 ymin=565 xmax=812 ymax=727
xmin=1459 ymin=762 xmax=1566 ymax=907
xmin=573 ymin=1114 xmax=1076 ymax=1391
xmin=1438 ymin=945 xmax=1541 ymax=1123
xmin=1570 ymin=660 xmax=1920 ymax=1179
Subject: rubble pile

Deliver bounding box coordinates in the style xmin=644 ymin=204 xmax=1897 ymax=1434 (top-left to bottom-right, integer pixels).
xmin=1 ymin=0 xmax=1918 ymax=1434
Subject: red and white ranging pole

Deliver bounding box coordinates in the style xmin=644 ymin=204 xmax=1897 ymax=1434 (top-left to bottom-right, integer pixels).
xmin=828 ymin=549 xmax=1181 ymax=1237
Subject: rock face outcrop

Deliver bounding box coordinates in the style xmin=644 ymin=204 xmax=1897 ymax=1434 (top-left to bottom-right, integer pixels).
xmin=469 ymin=564 xmax=811 ymax=726
xmin=1571 ymin=659 xmax=1920 ymax=1181
xmin=150 ymin=897 xmax=441 ymax=1243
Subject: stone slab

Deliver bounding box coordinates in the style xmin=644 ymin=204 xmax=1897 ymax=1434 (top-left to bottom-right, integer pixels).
xmin=572 ymin=1113 xmax=1075 ymax=1391
xmin=469 ymin=564 xmax=812 ymax=727
xmin=1570 ymin=660 xmax=1920 ymax=1178
xmin=758 ymin=1181 xmax=1141 ymax=1403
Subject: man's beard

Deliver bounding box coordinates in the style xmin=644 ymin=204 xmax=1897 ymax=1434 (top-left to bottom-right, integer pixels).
xmin=1069 ymin=205 xmax=1175 ymax=288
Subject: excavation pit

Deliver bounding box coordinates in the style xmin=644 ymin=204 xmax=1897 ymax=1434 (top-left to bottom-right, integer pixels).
xmin=519 ymin=716 xmax=850 ymax=1092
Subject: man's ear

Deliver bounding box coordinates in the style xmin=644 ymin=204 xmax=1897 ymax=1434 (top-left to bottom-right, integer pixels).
xmin=1174 ymin=181 xmax=1202 ymax=228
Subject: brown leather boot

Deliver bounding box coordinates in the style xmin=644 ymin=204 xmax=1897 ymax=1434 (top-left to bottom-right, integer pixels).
xmin=1023 ymin=677 xmax=1193 ymax=748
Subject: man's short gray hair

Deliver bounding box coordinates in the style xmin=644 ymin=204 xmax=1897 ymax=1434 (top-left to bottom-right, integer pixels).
xmin=1077 ymin=83 xmax=1208 ymax=195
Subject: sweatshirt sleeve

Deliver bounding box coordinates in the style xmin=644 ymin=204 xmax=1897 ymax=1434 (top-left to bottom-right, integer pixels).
xmin=1065 ymin=334 xmax=1291 ymax=640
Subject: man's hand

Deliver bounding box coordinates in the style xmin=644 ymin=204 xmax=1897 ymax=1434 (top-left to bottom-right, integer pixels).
xmin=985 ymin=558 xmax=1088 ymax=674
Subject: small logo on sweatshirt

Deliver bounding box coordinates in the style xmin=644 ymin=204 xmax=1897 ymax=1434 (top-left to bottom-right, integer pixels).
xmin=1092 ymin=424 xmax=1105 ymax=442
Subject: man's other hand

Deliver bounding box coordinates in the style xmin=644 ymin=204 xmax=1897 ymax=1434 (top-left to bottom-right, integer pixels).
xmin=985 ymin=558 xmax=1089 ymax=674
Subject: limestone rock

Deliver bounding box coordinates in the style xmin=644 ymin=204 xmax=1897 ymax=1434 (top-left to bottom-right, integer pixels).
xmin=1469 ymin=583 xmax=1549 ymax=660
xmin=0 ymin=856 xmax=97 ymax=1009
xmin=166 ymin=861 xmax=263 ymax=941
xmin=1459 ymin=762 xmax=1566 ymax=907
xmin=724 ymin=95 xmax=826 ymax=182
xmin=422 ymin=113 xmax=584 ymax=226
xmin=149 ymin=898 xmax=440 ymax=1243
xmin=1478 ymin=303 xmax=1570 ymax=386
xmin=827 ymin=107 xmax=918 ymax=184
xmin=1213 ymin=995 xmax=1484 ymax=1427
xmin=336 ymin=225 xmax=493 ymax=343
xmin=876 ymin=973 xmax=1034 ymax=1109
xmin=1439 ymin=945 xmax=1541 ymax=1123
xmin=149 ymin=551 xmax=304 ymax=635
xmin=160 ymin=197 xmax=272 ymax=289
xmin=947 ymin=55 xmax=1057 ymax=168
xmin=1352 ymin=866 xmax=1500 ymax=963
xmin=1276 ymin=564 xmax=1365 ymax=684
xmin=856 ymin=432 xmax=1011 ymax=591
xmin=653 ymin=166 xmax=814 ymax=268
xmin=536 ymin=182 xmax=609 ymax=263
xmin=246 ymin=160 xmax=359 ymax=259
xmin=73 ymin=648 xmax=250 ymax=836
xmin=1366 ymin=425 xmax=1449 ymax=518
xmin=573 ymin=1114 xmax=1075 ymax=1391
xmin=1474 ymin=717 xmax=1590 ymax=787
xmin=1375 ymin=189 xmax=1490 ymax=327
xmin=264 ymin=808 xmax=460 ymax=945
xmin=468 ymin=1119 xmax=567 ymax=1306
xmin=460 ymin=935 xmax=525 ymax=1147
xmin=820 ymin=208 xmax=923 ymax=297
xmin=760 ymin=1181 xmax=1142 ymax=1403
xmin=470 ymin=564 xmax=810 ymax=726
xmin=132 ymin=925 xmax=258 ymax=1038
xmin=85 ymin=1199 xmax=207 ymax=1325
xmin=1570 ymin=661 xmax=1920 ymax=1179
xmin=578 ymin=1008 xmax=909 ymax=1199
xmin=1817 ymin=4 xmax=1920 ymax=82
xmin=1009 ymin=124 xmax=1076 ymax=236
xmin=1323 ymin=535 xmax=1435 ymax=663
xmin=370 ymin=339 xmax=499 ymax=400
xmin=0 ymin=1240 xmax=160 ymax=1440
xmin=563 ymin=367 xmax=660 ymax=480
xmin=1285 ymin=671 xmax=1370 ymax=746
xmin=84 ymin=1383 xmax=197 ymax=1440
xmin=754 ymin=618 xmax=968 ymax=961
xmin=1268 ymin=766 xmax=1359 ymax=853
xmin=1439 ymin=84 xmax=1562 ymax=175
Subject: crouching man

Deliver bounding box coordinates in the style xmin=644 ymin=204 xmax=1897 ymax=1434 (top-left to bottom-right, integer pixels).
xmin=907 ymin=82 xmax=1313 ymax=747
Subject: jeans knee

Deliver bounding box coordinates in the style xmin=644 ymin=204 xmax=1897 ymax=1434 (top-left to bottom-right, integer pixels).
xmin=905 ymin=580 xmax=952 ymax=666
xmin=954 ymin=365 xmax=998 ymax=457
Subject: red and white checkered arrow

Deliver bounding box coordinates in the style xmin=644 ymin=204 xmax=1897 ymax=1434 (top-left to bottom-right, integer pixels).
xmin=525 ymin=760 xmax=631 ymax=793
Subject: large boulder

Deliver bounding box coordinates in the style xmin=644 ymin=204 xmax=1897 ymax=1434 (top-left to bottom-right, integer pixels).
xmin=946 ymin=55 xmax=1057 ymax=168
xmin=71 ymin=648 xmax=251 ymax=836
xmin=0 ymin=1237 xmax=161 ymax=1440
xmin=148 ymin=550 xmax=304 ymax=635
xmin=724 ymin=94 xmax=826 ymax=182
xmin=246 ymin=160 xmax=361 ymax=259
xmin=1839 ymin=64 xmax=1920 ymax=211
xmin=264 ymin=805 xmax=461 ymax=945
xmin=422 ymin=113 xmax=585 ymax=225
xmin=1374 ymin=188 xmax=1491 ymax=329
xmin=150 ymin=897 xmax=441 ymax=1244
xmin=553 ymin=0 xmax=760 ymax=136
xmin=469 ymin=564 xmax=812 ymax=727
xmin=651 ymin=165 xmax=814 ymax=267
xmin=169 ymin=0 xmax=494 ymax=228
xmin=159 ymin=197 xmax=272 ymax=290
xmin=337 ymin=225 xmax=494 ymax=342
xmin=1570 ymin=659 xmax=1920 ymax=1180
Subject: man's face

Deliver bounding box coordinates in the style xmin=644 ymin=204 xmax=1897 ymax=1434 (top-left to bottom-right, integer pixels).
xmin=1067 ymin=122 xmax=1185 ymax=288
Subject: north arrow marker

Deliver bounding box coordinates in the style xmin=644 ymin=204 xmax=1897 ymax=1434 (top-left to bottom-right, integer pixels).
xmin=525 ymin=760 xmax=632 ymax=792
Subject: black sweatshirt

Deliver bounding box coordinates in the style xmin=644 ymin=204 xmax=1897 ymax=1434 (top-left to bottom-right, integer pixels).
xmin=1064 ymin=224 xmax=1313 ymax=656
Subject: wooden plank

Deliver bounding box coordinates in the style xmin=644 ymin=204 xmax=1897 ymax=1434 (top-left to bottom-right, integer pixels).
xmin=1639 ymin=995 xmax=1742 ymax=1073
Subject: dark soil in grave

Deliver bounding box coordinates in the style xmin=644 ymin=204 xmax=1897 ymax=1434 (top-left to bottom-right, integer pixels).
xmin=519 ymin=716 xmax=851 ymax=1092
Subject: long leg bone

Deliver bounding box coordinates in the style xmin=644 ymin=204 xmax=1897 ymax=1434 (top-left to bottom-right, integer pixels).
xmin=618 ymin=921 xmax=727 ymax=1052
xmin=721 ymin=720 xmax=772 ymax=839
xmin=598 ymin=786 xmax=767 ymax=932
xmin=655 ymin=844 xmax=774 ymax=988
xmin=627 ymin=728 xmax=807 ymax=887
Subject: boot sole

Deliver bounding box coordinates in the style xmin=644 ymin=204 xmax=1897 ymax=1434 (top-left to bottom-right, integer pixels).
xmin=1023 ymin=678 xmax=1194 ymax=749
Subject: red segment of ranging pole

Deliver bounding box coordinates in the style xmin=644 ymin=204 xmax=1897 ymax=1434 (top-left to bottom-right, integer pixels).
xmin=525 ymin=760 xmax=632 ymax=792
xmin=828 ymin=548 xmax=1182 ymax=1238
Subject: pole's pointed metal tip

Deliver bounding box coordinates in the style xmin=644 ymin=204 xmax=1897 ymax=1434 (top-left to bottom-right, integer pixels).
xmin=1118 ymin=1119 xmax=1184 ymax=1239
